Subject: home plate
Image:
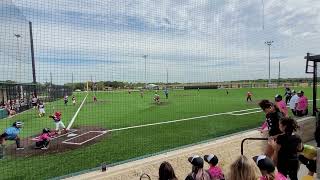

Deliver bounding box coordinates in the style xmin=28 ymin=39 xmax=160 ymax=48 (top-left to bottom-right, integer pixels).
xmin=67 ymin=133 xmax=78 ymax=137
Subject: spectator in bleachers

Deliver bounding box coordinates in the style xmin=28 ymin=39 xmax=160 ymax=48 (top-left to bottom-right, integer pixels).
xmin=185 ymin=155 xmax=211 ymax=180
xmin=289 ymin=90 xmax=298 ymax=116
xmin=204 ymin=154 xmax=225 ymax=180
xmin=159 ymin=161 xmax=177 ymax=180
xmin=296 ymin=91 xmax=308 ymax=117
xmin=31 ymin=95 xmax=38 ymax=108
xmin=274 ymin=95 xmax=288 ymax=117
xmin=253 ymin=155 xmax=287 ymax=180
xmin=298 ymin=144 xmax=317 ymax=177
xmin=269 ymin=117 xmax=301 ymax=180
xmin=228 ymin=155 xmax=261 ymax=180
xmin=258 ymin=100 xmax=283 ymax=157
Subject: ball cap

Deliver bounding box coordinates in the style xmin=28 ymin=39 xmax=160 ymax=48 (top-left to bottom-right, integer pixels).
xmin=274 ymin=94 xmax=282 ymax=98
xmin=55 ymin=112 xmax=62 ymax=117
xmin=204 ymin=154 xmax=218 ymax=166
xmin=253 ymin=155 xmax=275 ymax=173
xmin=298 ymin=90 xmax=304 ymax=94
xmin=188 ymin=155 xmax=204 ymax=168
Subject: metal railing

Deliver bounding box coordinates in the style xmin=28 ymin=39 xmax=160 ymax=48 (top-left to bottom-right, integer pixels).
xmin=241 ymin=137 xmax=268 ymax=155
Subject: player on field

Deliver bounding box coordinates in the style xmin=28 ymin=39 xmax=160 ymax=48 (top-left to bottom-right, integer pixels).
xmin=164 ymin=88 xmax=169 ymax=99
xmin=154 ymin=93 xmax=160 ymax=104
xmin=64 ymin=95 xmax=68 ymax=106
xmin=0 ymin=121 xmax=24 ymax=150
xmin=93 ymin=95 xmax=97 ymax=102
xmin=38 ymin=101 xmax=45 ymax=117
xmin=72 ymin=96 xmax=76 ymax=106
xmin=247 ymin=92 xmax=253 ymax=102
xmin=49 ymin=112 xmax=67 ymax=134
xmin=140 ymin=89 xmax=144 ymax=98
xmin=34 ymin=128 xmax=52 ymax=150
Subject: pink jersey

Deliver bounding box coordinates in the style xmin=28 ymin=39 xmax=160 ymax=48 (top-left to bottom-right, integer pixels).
xmin=36 ymin=133 xmax=50 ymax=142
xmin=208 ymin=166 xmax=224 ymax=179
xmin=276 ymin=100 xmax=288 ymax=117
xmin=260 ymin=172 xmax=287 ymax=180
xmin=296 ymin=96 xmax=308 ymax=111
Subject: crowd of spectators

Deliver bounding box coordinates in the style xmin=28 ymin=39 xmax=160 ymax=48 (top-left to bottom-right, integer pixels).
xmin=144 ymin=88 xmax=317 ymax=180
xmin=0 ymin=96 xmax=34 ymax=117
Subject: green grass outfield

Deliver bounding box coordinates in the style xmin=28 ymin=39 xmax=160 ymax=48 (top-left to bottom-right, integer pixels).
xmin=0 ymin=87 xmax=317 ymax=179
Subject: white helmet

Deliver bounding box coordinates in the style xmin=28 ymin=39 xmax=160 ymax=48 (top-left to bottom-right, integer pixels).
xmin=13 ymin=121 xmax=23 ymax=128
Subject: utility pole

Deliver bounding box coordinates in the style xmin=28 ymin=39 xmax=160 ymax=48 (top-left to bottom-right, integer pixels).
xmin=29 ymin=22 xmax=36 ymax=85
xmin=14 ymin=34 xmax=21 ymax=79
xmin=72 ymin=72 xmax=74 ymax=91
xmin=278 ymin=61 xmax=280 ymax=85
xmin=166 ymin=68 xmax=168 ymax=85
xmin=50 ymin=72 xmax=52 ymax=86
xmin=143 ymin=55 xmax=148 ymax=88
xmin=265 ymin=41 xmax=274 ymax=85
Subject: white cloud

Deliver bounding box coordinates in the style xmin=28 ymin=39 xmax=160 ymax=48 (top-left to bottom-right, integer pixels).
xmin=1 ymin=0 xmax=319 ymax=84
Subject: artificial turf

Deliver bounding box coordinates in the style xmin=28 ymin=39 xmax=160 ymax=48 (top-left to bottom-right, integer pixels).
xmin=0 ymin=87 xmax=316 ymax=179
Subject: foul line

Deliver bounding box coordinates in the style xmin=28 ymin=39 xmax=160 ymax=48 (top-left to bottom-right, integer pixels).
xmin=109 ymin=108 xmax=259 ymax=132
xmin=66 ymin=94 xmax=88 ymax=130
xmin=109 ymin=99 xmax=320 ymax=132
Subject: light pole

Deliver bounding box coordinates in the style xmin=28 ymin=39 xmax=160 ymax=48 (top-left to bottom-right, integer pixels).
xmin=142 ymin=55 xmax=148 ymax=88
xmin=278 ymin=60 xmax=280 ymax=85
xmin=14 ymin=34 xmax=22 ymax=93
xmin=14 ymin=34 xmax=22 ymax=63
xmin=265 ymin=41 xmax=273 ymax=85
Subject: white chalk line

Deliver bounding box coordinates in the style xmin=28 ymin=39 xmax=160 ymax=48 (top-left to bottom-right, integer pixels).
xmin=66 ymin=94 xmax=88 ymax=130
xmin=109 ymin=99 xmax=320 ymax=132
xmin=62 ymin=131 xmax=107 ymax=145
xmin=51 ymin=129 xmax=78 ymax=140
xmin=109 ymin=108 xmax=261 ymax=132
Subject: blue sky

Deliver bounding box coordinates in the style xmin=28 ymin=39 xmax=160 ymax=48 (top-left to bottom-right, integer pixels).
xmin=1 ymin=0 xmax=320 ymax=84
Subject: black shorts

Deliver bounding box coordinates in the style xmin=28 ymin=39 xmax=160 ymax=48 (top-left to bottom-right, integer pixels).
xmin=32 ymin=103 xmax=37 ymax=107
xmin=299 ymin=155 xmax=316 ymax=173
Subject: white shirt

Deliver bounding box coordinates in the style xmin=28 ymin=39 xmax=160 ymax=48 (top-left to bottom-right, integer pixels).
xmin=289 ymin=94 xmax=299 ymax=109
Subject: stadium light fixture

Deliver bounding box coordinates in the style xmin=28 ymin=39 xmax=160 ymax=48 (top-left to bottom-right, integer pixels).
xmin=265 ymin=41 xmax=273 ymax=85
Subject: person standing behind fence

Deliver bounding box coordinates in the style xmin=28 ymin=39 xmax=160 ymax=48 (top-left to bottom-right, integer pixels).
xmin=289 ymin=90 xmax=298 ymax=116
xmin=296 ymin=91 xmax=308 ymax=117
xmin=31 ymin=95 xmax=38 ymax=108
xmin=159 ymin=161 xmax=177 ymax=180
xmin=270 ymin=117 xmax=301 ymax=180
